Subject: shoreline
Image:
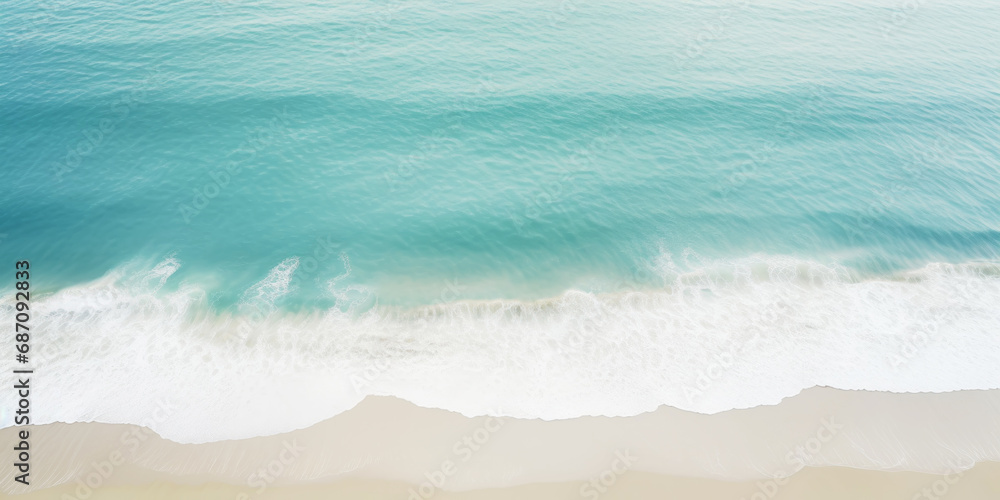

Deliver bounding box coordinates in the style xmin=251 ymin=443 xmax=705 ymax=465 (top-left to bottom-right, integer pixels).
xmin=3 ymin=387 xmax=999 ymax=495
xmin=4 ymin=256 xmax=999 ymax=442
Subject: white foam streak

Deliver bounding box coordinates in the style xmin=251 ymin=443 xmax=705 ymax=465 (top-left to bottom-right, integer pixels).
xmin=239 ymin=257 xmax=299 ymax=314
xmin=1 ymin=256 xmax=998 ymax=442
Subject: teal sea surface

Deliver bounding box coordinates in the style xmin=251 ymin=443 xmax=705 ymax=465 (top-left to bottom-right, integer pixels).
xmin=3 ymin=0 xmax=999 ymax=306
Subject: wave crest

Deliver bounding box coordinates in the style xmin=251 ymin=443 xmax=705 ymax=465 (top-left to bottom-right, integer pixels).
xmin=1 ymin=255 xmax=998 ymax=442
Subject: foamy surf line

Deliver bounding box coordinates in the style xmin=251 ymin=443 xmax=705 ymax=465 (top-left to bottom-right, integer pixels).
xmin=2 ymin=389 xmax=1000 ymax=495
xmin=1 ymin=256 xmax=999 ymax=442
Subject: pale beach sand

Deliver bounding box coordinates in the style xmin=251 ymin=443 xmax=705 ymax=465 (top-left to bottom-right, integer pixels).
xmin=11 ymin=465 xmax=1000 ymax=500
xmin=3 ymin=387 xmax=999 ymax=498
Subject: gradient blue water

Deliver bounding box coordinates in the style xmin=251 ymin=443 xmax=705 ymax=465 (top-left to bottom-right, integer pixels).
xmin=2 ymin=0 xmax=999 ymax=308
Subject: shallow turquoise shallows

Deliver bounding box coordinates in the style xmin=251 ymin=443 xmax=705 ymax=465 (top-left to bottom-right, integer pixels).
xmin=2 ymin=0 xmax=999 ymax=309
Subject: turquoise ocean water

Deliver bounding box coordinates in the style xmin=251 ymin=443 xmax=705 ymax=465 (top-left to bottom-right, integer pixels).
xmin=1 ymin=0 xmax=999 ymax=439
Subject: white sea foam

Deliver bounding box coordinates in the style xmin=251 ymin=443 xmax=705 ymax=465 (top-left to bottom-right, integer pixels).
xmin=1 ymin=255 xmax=998 ymax=443
xmin=239 ymin=257 xmax=299 ymax=314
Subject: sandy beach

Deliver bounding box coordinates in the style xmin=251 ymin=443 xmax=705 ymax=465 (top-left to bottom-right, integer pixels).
xmin=3 ymin=387 xmax=999 ymax=498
